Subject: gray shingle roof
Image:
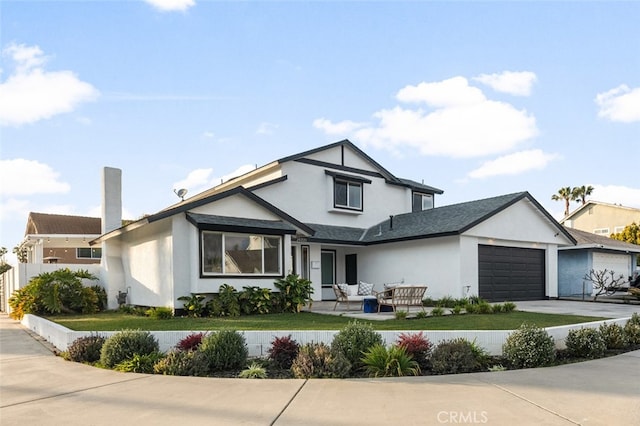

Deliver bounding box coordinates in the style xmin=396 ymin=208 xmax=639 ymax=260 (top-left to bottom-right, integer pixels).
xmin=186 ymin=212 xmax=297 ymax=234
xmin=562 ymin=227 xmax=640 ymax=252
xmin=306 ymin=224 xmax=368 ymax=244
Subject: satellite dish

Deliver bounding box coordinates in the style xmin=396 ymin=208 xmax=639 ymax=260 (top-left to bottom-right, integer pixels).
xmin=174 ymin=188 xmax=188 ymax=201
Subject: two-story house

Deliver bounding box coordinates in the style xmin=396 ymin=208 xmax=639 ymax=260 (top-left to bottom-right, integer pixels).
xmin=93 ymin=140 xmax=576 ymax=310
xmin=562 ymin=201 xmax=640 ymax=237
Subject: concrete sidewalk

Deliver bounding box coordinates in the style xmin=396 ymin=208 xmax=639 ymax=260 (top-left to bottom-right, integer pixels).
xmin=1 ymin=314 xmax=639 ymax=425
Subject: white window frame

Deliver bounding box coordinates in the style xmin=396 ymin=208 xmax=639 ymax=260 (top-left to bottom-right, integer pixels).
xmin=593 ymin=228 xmax=610 ymax=235
xmin=614 ymin=226 xmax=625 ymax=234
xmin=334 ymin=179 xmax=363 ymax=211
xmin=201 ymin=231 xmax=283 ymax=277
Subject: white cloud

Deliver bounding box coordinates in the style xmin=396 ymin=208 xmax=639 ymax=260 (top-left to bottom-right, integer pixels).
xmin=256 ymin=122 xmax=278 ymax=135
xmin=202 ymin=131 xmax=215 ymax=138
xmin=0 ymin=198 xmax=30 ymax=222
xmin=173 ymin=168 xmax=213 ymax=193
xmin=595 ymin=85 xmax=640 ymax=123
xmin=467 ymin=149 xmax=560 ymax=179
xmin=396 ymin=77 xmax=486 ymax=107
xmin=313 ymin=118 xmax=367 ymax=135
xmin=172 ymin=164 xmax=256 ymax=197
xmin=474 ymin=71 xmax=537 ymax=96
xmin=143 ymin=0 xmax=195 ymax=12
xmin=0 ymin=159 xmax=70 ymax=195
xmin=0 ymin=43 xmax=99 ymax=126
xmin=315 ymin=76 xmax=538 ymax=158
xmin=590 ymin=184 xmax=640 ymax=209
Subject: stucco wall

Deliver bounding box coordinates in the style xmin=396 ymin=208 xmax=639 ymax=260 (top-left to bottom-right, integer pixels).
xmin=558 ymin=250 xmax=590 ymax=297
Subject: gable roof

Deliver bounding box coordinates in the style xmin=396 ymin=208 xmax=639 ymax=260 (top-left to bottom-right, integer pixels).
xmin=280 ymin=139 xmax=443 ymax=194
xmin=92 ymin=186 xmax=314 ymax=244
xmin=303 ymin=192 xmax=575 ymax=246
xmin=561 ymin=227 xmax=640 ymax=253
xmin=186 ymin=212 xmax=297 ymax=235
xmin=25 ymin=212 xmax=101 ymax=236
xmin=562 ymin=200 xmax=640 ymax=222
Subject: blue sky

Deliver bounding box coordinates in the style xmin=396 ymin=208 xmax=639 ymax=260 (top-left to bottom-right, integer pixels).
xmin=1 ymin=0 xmax=639 ymax=262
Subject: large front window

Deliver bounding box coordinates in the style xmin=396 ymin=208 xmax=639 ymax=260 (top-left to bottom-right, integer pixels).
xmin=77 ymin=247 xmax=102 ymax=259
xmin=335 ymin=179 xmax=362 ymax=210
xmin=202 ymin=231 xmax=282 ymax=276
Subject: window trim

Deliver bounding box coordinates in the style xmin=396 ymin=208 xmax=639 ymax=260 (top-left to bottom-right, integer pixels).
xmin=593 ymin=228 xmax=610 ymax=235
xmin=200 ymin=230 xmax=284 ymax=278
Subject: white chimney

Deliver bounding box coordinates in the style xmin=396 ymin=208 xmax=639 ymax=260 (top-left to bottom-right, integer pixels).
xmin=102 ymin=167 xmax=122 ymax=234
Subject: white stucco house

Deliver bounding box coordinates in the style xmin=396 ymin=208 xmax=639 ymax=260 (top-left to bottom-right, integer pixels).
xmin=94 ymin=140 xmax=576 ymax=310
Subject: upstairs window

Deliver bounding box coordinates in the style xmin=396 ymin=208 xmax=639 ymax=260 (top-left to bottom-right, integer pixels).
xmin=412 ymin=192 xmax=434 ymax=212
xmin=335 ymin=179 xmax=362 ymax=210
xmin=593 ymin=228 xmax=610 ymax=236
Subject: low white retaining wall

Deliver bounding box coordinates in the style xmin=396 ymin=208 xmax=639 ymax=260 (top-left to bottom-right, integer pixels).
xmin=21 ymin=315 xmax=632 ymax=357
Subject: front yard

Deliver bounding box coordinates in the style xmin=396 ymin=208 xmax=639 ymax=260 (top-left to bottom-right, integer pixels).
xmin=46 ymin=310 xmax=609 ymax=331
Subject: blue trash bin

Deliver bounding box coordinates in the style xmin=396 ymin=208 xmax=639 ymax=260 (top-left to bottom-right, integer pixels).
xmin=363 ymin=296 xmax=377 ymax=313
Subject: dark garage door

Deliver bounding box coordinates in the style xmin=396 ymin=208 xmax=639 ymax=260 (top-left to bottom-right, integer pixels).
xmin=478 ymin=245 xmax=545 ymax=302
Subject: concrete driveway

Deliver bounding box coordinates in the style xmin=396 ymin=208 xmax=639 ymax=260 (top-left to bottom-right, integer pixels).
xmin=1 ymin=304 xmax=639 ymax=425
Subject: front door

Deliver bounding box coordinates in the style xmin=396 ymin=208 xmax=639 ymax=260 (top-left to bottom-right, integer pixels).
xmin=345 ymin=254 xmax=357 ymax=285
xmin=321 ymin=250 xmax=336 ymax=300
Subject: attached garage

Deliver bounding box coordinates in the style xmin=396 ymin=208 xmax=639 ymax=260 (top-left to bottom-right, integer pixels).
xmin=478 ymin=245 xmax=545 ymax=302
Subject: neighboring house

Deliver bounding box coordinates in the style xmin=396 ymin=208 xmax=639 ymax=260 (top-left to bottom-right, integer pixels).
xmin=20 ymin=212 xmax=103 ymax=264
xmin=1 ymin=213 xmax=103 ymax=312
xmin=562 ymin=201 xmax=640 ymax=237
xmin=93 ymin=140 xmax=576 ymax=309
xmin=558 ymin=227 xmax=640 ymax=297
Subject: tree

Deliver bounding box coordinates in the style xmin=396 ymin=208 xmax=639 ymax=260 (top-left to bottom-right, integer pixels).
xmin=610 ymin=222 xmax=640 ymax=245
xmin=551 ymin=186 xmax=575 ymax=216
xmin=0 ymin=247 xmax=11 ymax=275
xmin=571 ymin=185 xmax=594 ymax=205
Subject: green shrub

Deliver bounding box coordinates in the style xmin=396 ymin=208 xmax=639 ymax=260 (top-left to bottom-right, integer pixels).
xmin=273 ymin=274 xmax=314 ymax=313
xmin=67 ymin=335 xmax=105 ymax=363
xmin=502 ymin=302 xmax=517 ymax=313
xmin=153 ymin=350 xmax=209 ymax=376
xmin=291 ymin=342 xmax=351 ymax=379
xmin=115 ymin=352 xmax=164 ymax=373
xmin=331 ymin=320 xmax=383 ymax=371
xmin=415 ymin=310 xmax=428 ymax=319
xmin=450 ymin=305 xmax=463 ymax=315
xmin=208 ymin=284 xmax=241 ymax=317
xmin=430 ymin=338 xmax=480 ymax=374
xmin=430 ymin=307 xmax=445 ymax=316
xmin=90 ymin=285 xmax=108 ymax=311
xmin=100 ymin=329 xmax=160 ymax=369
xmin=267 ymin=335 xmax=300 ymax=369
xmin=599 ymin=323 xmax=629 ymax=349
xmin=239 ymin=286 xmax=273 ymax=315
xmin=362 ymin=344 xmax=420 ymax=377
xmin=624 ymin=313 xmax=640 ymax=345
xmin=502 ymin=323 xmax=555 ymax=368
xmin=565 ymin=328 xmax=606 ymax=359
xmin=464 ymin=303 xmax=478 ymax=314
xmin=437 ymin=296 xmax=456 ymax=308
xmin=239 ymin=362 xmax=268 ymax=379
xmin=199 ymin=329 xmax=248 ymax=372
xmin=491 ymin=304 xmax=504 ymax=314
xmin=477 ymin=301 xmax=493 ymax=314
xmin=394 ymin=310 xmax=408 ymax=320
xmin=8 ymin=268 xmax=99 ymax=319
xmin=177 ymin=294 xmax=207 ymax=317
xmin=145 ymin=306 xmax=173 ymax=320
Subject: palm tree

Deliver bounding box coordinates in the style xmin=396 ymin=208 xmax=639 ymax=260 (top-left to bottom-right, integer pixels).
xmin=551 ymin=187 xmax=574 ymax=217
xmin=572 ymin=185 xmax=594 ymax=205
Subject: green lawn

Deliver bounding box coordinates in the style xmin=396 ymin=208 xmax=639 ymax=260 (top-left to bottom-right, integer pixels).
xmin=46 ymin=310 xmax=608 ymax=331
